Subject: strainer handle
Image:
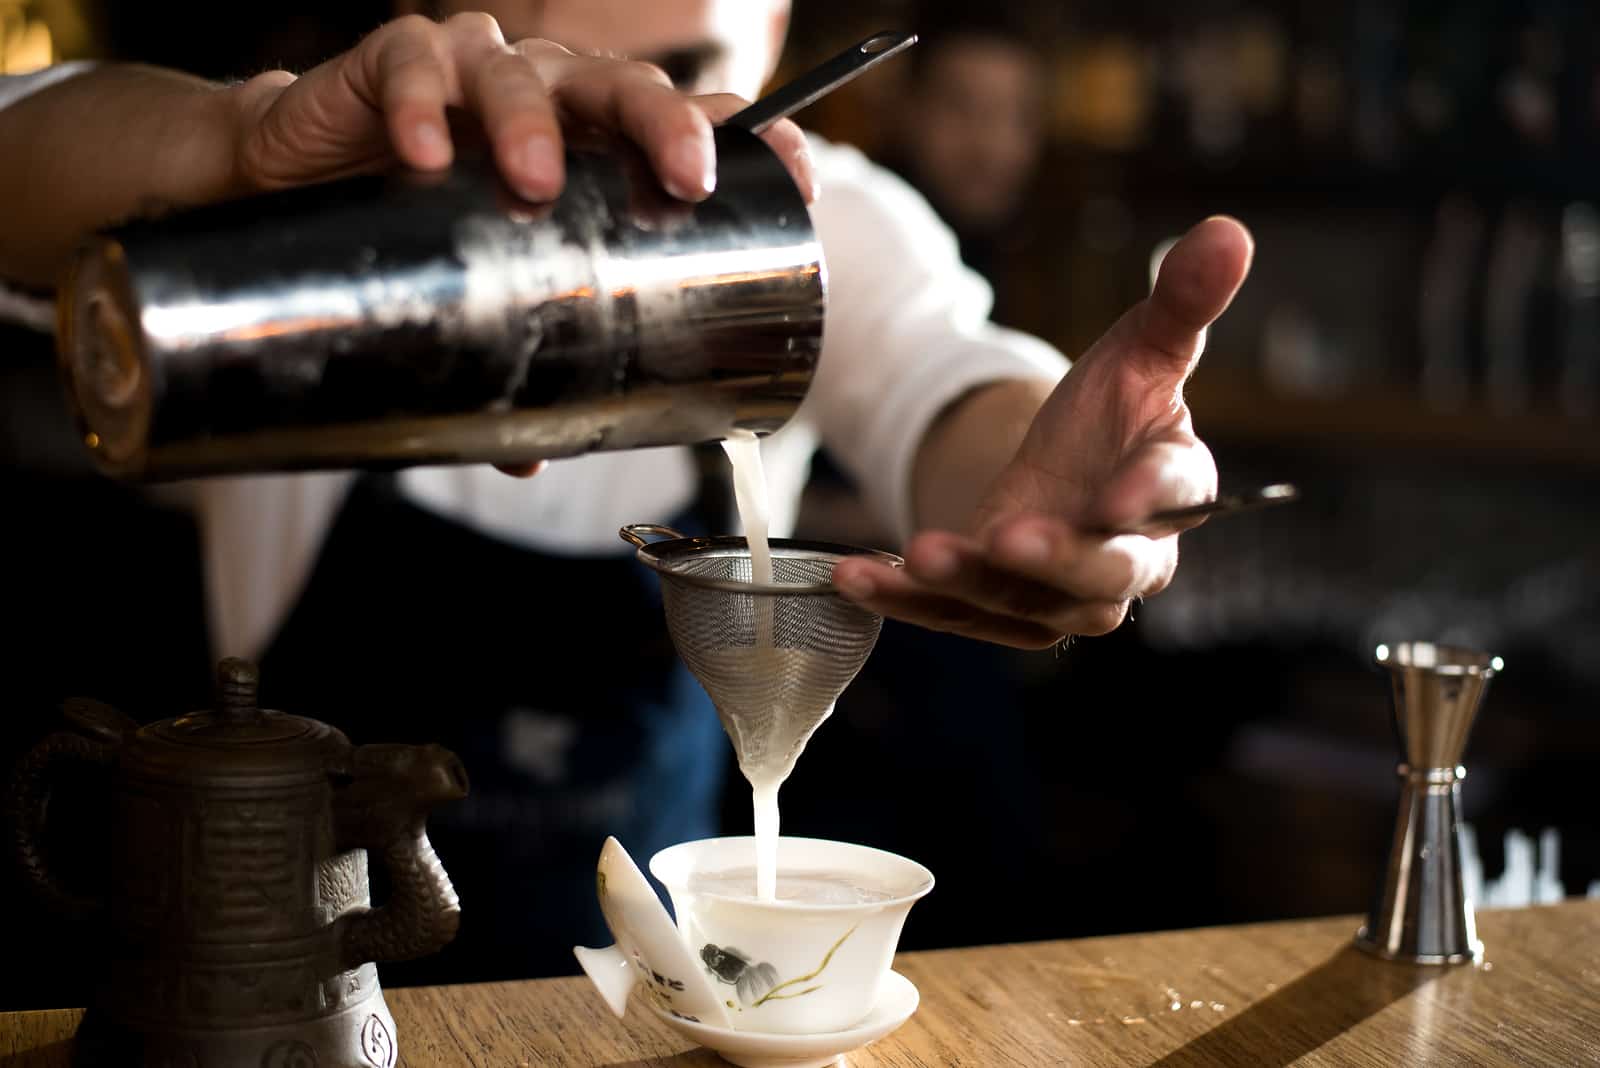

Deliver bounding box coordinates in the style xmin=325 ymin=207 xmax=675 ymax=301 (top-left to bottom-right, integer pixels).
xmin=619 ymin=524 xmax=689 ymax=548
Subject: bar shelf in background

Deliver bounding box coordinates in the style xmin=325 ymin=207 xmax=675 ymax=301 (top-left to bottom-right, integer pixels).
xmin=1187 ymin=371 xmax=1600 ymax=471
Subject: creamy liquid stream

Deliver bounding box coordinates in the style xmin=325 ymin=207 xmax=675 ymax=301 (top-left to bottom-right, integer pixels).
xmin=720 ymin=430 xmax=780 ymax=900
xmin=752 ymin=782 xmax=780 ymax=902
xmin=693 ymin=645 xmax=837 ymax=903
xmin=721 ymin=430 xmax=774 ymax=635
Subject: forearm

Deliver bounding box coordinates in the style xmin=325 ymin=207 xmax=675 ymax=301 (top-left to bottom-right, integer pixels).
xmin=910 ymin=377 xmax=1054 ymax=535
xmin=0 ymin=65 xmax=242 ymax=287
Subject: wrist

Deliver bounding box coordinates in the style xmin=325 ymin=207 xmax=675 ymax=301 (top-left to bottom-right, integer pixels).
xmin=97 ymin=66 xmax=257 ymax=216
xmin=135 ymin=68 xmax=294 ymax=211
xmin=184 ymin=75 xmax=267 ymax=205
xmin=912 ymin=378 xmax=1053 ymax=535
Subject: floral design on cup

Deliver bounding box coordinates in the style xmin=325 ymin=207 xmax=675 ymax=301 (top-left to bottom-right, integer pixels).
xmin=701 ymin=924 xmax=859 ymax=1009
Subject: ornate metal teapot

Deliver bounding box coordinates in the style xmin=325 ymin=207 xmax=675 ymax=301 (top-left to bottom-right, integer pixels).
xmin=6 ymin=657 xmax=468 ymax=1067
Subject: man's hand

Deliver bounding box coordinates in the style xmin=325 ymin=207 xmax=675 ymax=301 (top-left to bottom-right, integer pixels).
xmin=0 ymin=12 xmax=812 ymax=287
xmin=231 ymin=12 xmax=814 ymax=204
xmin=833 ymin=216 xmax=1254 ymax=649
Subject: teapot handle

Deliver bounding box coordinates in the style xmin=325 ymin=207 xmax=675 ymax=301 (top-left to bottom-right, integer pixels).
xmin=335 ymin=744 xmax=470 ymax=970
xmin=6 ymin=699 xmax=134 ymax=921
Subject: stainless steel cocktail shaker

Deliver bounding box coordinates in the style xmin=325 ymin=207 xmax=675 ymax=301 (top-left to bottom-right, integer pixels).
xmin=55 ymin=124 xmax=825 ymax=480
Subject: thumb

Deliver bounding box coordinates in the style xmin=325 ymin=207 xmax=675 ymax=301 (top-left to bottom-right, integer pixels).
xmin=1140 ymin=216 xmax=1254 ymax=372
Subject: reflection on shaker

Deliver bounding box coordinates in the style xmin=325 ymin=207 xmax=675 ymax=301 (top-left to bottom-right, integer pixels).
xmin=55 ymin=125 xmax=825 ymax=481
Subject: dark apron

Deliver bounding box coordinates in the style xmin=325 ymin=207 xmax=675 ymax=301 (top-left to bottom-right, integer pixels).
xmin=257 ymin=473 xmax=726 ymax=985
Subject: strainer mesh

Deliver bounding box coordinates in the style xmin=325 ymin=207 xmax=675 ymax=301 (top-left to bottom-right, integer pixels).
xmin=656 ymin=546 xmax=884 ymax=780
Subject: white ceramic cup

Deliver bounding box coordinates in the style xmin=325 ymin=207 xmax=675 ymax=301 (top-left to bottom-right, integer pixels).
xmin=649 ymin=836 xmax=934 ymax=1035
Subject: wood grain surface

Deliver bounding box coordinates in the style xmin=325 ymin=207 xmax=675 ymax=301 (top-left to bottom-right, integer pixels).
xmin=4 ymin=901 xmax=1596 ymax=1066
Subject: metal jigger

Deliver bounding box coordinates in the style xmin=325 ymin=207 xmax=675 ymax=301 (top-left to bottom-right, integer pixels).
xmin=1356 ymin=642 xmax=1502 ymax=964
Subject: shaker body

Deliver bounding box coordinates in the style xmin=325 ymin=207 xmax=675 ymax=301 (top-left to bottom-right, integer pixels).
xmin=56 ymin=125 xmax=825 ymax=480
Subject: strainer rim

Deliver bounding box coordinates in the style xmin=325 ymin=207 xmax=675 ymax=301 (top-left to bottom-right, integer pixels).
xmin=621 ymin=525 xmax=903 ymax=596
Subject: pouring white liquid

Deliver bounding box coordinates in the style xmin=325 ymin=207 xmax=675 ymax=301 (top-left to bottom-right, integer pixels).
xmin=721 ymin=431 xmax=773 ymax=589
xmin=752 ymin=783 xmax=780 ymax=903
xmin=719 ymin=430 xmax=791 ymax=901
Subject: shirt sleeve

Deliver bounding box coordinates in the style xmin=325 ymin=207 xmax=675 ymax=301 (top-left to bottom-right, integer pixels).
xmin=0 ymin=61 xmax=95 ymax=111
xmin=802 ymin=135 xmax=1070 ymax=543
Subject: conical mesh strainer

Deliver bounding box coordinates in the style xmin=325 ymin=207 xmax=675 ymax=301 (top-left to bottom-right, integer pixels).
xmin=621 ymin=524 xmax=903 ymax=782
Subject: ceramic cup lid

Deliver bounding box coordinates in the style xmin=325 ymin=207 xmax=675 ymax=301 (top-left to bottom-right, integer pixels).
xmin=573 ymin=837 xmax=733 ymax=1028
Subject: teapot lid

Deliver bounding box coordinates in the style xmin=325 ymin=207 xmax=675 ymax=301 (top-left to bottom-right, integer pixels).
xmin=123 ymin=659 xmax=350 ymax=785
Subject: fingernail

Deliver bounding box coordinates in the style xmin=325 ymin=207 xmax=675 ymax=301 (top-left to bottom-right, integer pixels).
xmin=516 ymin=136 xmax=562 ymax=196
xmin=1005 ymin=531 xmax=1052 ymax=567
xmin=1204 ymin=213 xmax=1255 ymax=254
xmin=919 ymin=546 xmax=958 ymax=582
xmin=413 ymin=121 xmax=451 ymax=166
xmin=665 ymin=136 xmax=715 ymax=200
xmin=836 ymin=573 xmax=874 ymax=600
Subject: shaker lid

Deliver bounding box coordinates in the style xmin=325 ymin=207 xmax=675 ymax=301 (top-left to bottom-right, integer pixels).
xmin=122 ymin=658 xmax=349 ymax=783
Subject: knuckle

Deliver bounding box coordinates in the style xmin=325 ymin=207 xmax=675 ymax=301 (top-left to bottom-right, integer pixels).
xmin=446 ymin=10 xmax=504 ymax=41
xmin=622 ymin=58 xmax=674 ymax=87
xmin=385 ymin=14 xmax=438 ymax=39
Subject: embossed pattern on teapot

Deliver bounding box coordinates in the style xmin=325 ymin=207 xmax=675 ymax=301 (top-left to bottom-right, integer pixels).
xmin=6 ymin=658 xmax=468 ymax=1068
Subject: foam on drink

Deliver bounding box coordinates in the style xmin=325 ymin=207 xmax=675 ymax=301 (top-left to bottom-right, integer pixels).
xmin=688 ymin=866 xmax=899 ymax=905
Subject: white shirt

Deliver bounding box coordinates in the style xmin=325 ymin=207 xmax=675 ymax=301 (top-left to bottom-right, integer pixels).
xmin=2 ymin=68 xmax=1070 ymax=661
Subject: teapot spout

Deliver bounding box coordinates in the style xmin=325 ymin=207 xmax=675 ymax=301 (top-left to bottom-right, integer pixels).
xmin=343 ymin=743 xmax=469 ymax=807
xmin=335 ymin=744 xmax=470 ymax=968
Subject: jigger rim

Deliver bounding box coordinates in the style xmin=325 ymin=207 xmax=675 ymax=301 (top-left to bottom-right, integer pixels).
xmin=620 ymin=524 xmax=903 ymax=597
xmin=1375 ymin=641 xmax=1503 ymax=677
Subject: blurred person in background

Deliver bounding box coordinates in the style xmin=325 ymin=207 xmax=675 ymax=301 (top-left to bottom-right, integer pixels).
xmin=0 ymin=0 xmax=1251 ymax=1006
xmin=797 ymin=3 xmax=1057 ymax=541
xmin=882 ymin=4 xmax=1051 ymax=318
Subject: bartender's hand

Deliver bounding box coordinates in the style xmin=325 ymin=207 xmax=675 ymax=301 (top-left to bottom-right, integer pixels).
xmin=833 ymin=216 xmax=1252 ymax=649
xmin=0 ymin=13 xmax=812 ymax=287
xmin=232 ymin=13 xmax=814 ymax=203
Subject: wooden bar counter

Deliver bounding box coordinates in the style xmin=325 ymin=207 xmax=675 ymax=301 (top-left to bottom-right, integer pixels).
xmin=4 ymin=900 xmax=1596 ymax=1066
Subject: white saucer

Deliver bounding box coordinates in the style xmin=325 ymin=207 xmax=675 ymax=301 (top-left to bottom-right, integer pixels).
xmin=645 ymin=970 xmax=919 ymax=1068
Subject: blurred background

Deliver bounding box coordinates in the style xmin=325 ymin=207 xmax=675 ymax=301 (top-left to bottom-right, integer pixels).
xmin=778 ymin=0 xmax=1600 ymax=951
xmin=3 ymin=0 xmax=1598 ymax=973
